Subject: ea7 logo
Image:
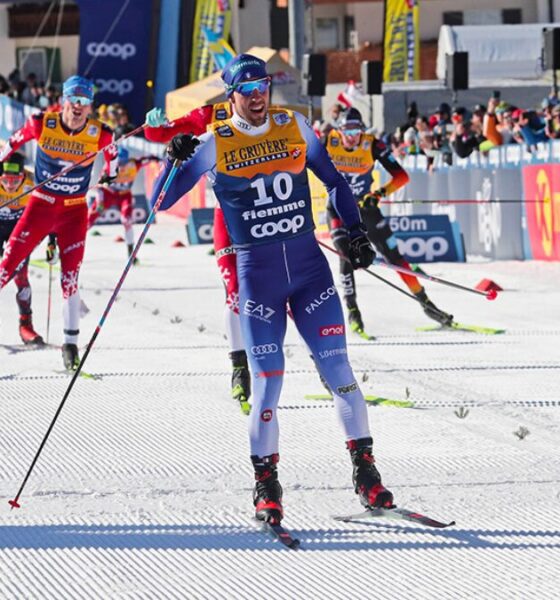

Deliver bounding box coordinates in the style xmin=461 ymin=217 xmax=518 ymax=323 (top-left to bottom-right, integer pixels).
xmin=319 ymin=324 xmax=345 ymax=336
xmin=243 ymin=299 xmax=275 ymax=323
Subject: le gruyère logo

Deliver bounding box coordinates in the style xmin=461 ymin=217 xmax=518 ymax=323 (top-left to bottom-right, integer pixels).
xmin=41 ymin=137 xmax=86 ymax=156
xmin=222 ymin=137 xmax=290 ymax=171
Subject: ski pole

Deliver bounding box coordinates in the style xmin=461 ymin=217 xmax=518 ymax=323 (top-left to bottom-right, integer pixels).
xmin=46 ymin=264 xmax=53 ymax=345
xmin=317 ymin=239 xmax=497 ymax=300
xmin=317 ymin=239 xmax=433 ymax=304
xmin=8 ymin=159 xmax=182 ymax=510
xmin=0 ymin=123 xmax=147 ymax=211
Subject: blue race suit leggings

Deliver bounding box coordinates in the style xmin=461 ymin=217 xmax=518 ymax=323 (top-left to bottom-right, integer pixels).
xmin=237 ymin=231 xmax=371 ymax=458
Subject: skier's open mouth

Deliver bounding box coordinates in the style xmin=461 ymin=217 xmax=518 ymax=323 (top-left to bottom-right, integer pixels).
xmin=249 ymin=100 xmax=265 ymax=117
xmin=71 ymin=108 xmax=83 ymax=118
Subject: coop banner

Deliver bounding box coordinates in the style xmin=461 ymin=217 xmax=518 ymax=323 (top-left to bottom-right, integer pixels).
xmin=76 ymin=0 xmax=153 ymax=124
xmin=383 ymin=0 xmax=420 ymax=82
xmin=388 ymin=214 xmax=464 ymax=263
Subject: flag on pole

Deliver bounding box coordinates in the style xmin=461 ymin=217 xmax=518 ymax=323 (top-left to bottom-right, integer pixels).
xmin=336 ymin=80 xmax=363 ymax=108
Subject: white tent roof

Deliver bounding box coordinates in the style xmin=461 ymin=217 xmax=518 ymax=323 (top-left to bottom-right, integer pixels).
xmin=437 ymin=23 xmax=560 ymax=82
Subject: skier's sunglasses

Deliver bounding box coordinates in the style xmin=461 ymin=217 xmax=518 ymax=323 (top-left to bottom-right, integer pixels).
xmin=341 ymin=128 xmax=363 ymax=136
xmin=0 ymin=173 xmax=24 ymax=191
xmin=231 ymin=77 xmax=271 ymax=97
xmin=64 ymin=95 xmax=93 ymax=106
xmin=0 ymin=174 xmax=23 ymax=184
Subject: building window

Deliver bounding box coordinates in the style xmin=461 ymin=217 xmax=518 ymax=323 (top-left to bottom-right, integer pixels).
xmin=315 ymin=18 xmax=339 ymax=50
xmin=443 ymin=12 xmax=463 ymax=26
xmin=8 ymin=3 xmax=79 ymax=38
xmin=502 ymin=9 xmax=522 ymax=24
xmin=344 ymin=15 xmax=355 ymax=50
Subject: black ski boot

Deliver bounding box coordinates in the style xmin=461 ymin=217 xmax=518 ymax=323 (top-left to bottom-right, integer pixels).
xmin=127 ymin=243 xmax=138 ymax=265
xmin=230 ymin=350 xmax=251 ymax=414
xmin=415 ymin=289 xmax=453 ymax=326
xmin=19 ymin=315 xmax=45 ymax=345
xmin=62 ymin=343 xmax=80 ymax=371
xmin=252 ymin=454 xmax=283 ymax=524
xmin=347 ymin=437 xmax=394 ymax=509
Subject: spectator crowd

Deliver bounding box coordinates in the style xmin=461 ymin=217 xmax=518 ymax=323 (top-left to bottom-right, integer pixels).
xmin=318 ymin=88 xmax=560 ymax=171
xmin=0 ymin=68 xmax=136 ymax=140
xmin=3 ymin=66 xmax=559 ymax=168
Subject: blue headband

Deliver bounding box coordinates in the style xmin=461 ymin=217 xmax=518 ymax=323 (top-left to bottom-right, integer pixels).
xmin=63 ymin=75 xmax=94 ymax=100
xmin=221 ymin=54 xmax=268 ymax=97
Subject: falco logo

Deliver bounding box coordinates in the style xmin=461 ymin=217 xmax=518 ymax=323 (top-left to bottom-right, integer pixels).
xmin=337 ymin=382 xmax=358 ymax=395
xmin=290 ymin=147 xmax=301 ymax=159
xmin=46 ymin=119 xmax=57 ymax=129
xmin=215 ymin=108 xmax=228 ymax=120
xmin=261 ymin=409 xmax=273 ymax=422
xmin=319 ymin=324 xmax=345 ymax=336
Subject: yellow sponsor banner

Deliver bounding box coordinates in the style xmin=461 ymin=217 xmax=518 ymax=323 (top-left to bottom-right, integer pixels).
xmin=190 ymin=0 xmax=233 ymax=82
xmin=383 ymin=0 xmax=420 ymax=82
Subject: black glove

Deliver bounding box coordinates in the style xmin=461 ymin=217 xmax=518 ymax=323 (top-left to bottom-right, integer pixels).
xmin=348 ymin=223 xmax=376 ymax=269
xmin=360 ymin=188 xmax=386 ymax=209
xmin=167 ymin=134 xmax=200 ymax=162
xmin=97 ymin=173 xmax=117 ymax=186
xmin=45 ymin=241 xmax=58 ymax=265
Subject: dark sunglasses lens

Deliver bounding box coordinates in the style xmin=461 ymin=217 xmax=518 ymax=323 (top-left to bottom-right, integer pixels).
xmin=237 ymin=80 xmax=269 ymax=96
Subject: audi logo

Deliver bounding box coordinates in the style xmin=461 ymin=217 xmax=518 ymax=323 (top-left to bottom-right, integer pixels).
xmin=251 ymin=343 xmax=278 ymax=355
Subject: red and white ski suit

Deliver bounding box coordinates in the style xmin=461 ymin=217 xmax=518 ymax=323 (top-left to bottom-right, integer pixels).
xmin=0 ymin=111 xmax=117 ymax=343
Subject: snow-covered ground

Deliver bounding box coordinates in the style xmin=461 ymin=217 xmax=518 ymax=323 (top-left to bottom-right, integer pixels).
xmin=1 ymin=216 xmax=559 ymax=599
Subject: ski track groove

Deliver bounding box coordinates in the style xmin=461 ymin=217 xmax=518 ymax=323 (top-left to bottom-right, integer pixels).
xmin=3 ymin=360 xmax=560 ymax=382
xmin=2 ymin=231 xmax=559 ymax=598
